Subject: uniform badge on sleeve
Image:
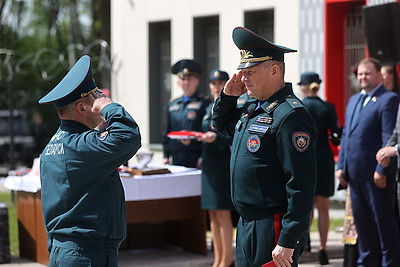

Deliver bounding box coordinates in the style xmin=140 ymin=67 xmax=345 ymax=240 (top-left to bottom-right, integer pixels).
xmin=247 ymin=134 xmax=261 ymax=152
xmin=292 ymin=132 xmax=310 ymax=152
xmin=98 ymin=131 xmax=109 ymax=141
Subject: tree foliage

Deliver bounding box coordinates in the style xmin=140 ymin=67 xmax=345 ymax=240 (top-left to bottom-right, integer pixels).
xmin=0 ymin=0 xmax=110 ymax=137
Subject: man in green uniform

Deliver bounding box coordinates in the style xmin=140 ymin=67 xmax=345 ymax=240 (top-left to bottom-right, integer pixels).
xmin=212 ymin=27 xmax=318 ymax=267
xmin=38 ymin=55 xmax=141 ymax=267
xmin=163 ymin=59 xmax=211 ymax=168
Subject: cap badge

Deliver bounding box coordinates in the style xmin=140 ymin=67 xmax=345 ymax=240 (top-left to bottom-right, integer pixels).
xmin=240 ymin=50 xmax=253 ymax=60
xmin=81 ymin=86 xmax=99 ymax=97
xmin=213 ymin=71 xmax=220 ymax=78
xmin=240 ymin=49 xmax=273 ymax=63
xmin=183 ymin=68 xmax=189 ymax=74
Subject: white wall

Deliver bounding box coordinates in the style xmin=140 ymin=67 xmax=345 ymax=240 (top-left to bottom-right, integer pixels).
xmin=111 ymin=0 xmax=302 ymax=153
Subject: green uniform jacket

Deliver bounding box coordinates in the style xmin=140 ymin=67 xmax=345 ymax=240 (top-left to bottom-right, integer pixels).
xmin=212 ymin=83 xmax=317 ymax=249
xmin=163 ymin=91 xmax=211 ymax=166
xmin=40 ymin=103 xmax=141 ymax=247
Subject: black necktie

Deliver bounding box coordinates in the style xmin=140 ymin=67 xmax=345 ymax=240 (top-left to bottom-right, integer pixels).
xmin=351 ymin=94 xmax=367 ymax=129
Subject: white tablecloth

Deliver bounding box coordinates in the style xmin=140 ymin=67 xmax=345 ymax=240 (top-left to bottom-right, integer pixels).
xmin=121 ymin=165 xmax=202 ymax=201
xmin=1 ymin=162 xmax=202 ymax=201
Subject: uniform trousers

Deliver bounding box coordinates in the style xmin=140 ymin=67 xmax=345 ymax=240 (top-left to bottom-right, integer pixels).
xmin=48 ymin=235 xmax=121 ymax=267
xmin=235 ymin=216 xmax=306 ymax=267
xmin=349 ymin=178 xmax=399 ymax=266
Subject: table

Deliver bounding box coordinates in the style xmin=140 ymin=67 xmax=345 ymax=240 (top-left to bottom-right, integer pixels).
xmin=121 ymin=168 xmax=207 ymax=255
xmin=13 ymin=165 xmax=206 ymax=265
xmin=17 ymin=191 xmax=49 ymax=265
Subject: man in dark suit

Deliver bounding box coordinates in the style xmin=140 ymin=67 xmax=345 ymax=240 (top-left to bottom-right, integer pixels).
xmin=336 ymin=58 xmax=400 ymax=266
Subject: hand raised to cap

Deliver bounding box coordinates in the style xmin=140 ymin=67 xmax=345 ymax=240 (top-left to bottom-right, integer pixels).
xmin=223 ymin=72 xmax=247 ymax=97
xmin=91 ymin=91 xmax=114 ymax=114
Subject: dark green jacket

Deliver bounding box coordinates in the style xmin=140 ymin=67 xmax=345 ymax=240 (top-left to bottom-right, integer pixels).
xmin=163 ymin=91 xmax=211 ymax=159
xmin=40 ymin=103 xmax=141 ymax=246
xmin=212 ymin=83 xmax=317 ymax=248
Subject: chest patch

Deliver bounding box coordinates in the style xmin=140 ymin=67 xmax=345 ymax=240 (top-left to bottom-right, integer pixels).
xmin=248 ymin=124 xmax=270 ymax=134
xmin=169 ymin=104 xmax=180 ymax=111
xmin=292 ymin=131 xmax=310 ymax=152
xmin=247 ymin=134 xmax=261 ymax=153
xmin=256 ymin=116 xmax=273 ymax=124
xmin=187 ymin=102 xmax=201 ymax=109
xmin=235 ymin=120 xmax=242 ymax=131
xmin=98 ymin=131 xmax=109 ymax=141
xmin=187 ymin=111 xmax=197 ymax=120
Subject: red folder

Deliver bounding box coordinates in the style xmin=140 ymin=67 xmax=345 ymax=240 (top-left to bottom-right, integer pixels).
xmin=167 ymin=130 xmax=204 ymax=139
xmin=262 ymin=261 xmax=277 ymax=267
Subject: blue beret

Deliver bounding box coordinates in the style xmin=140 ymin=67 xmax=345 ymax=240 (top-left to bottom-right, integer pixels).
xmin=232 ymin=27 xmax=297 ymax=69
xmin=298 ymin=72 xmax=322 ymax=85
xmin=38 ymin=55 xmax=98 ymax=107
xmin=171 ymin=59 xmax=202 ymax=78
xmin=208 ymin=70 xmax=229 ymax=81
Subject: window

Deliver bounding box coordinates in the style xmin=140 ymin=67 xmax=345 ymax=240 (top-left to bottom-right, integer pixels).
xmin=245 ymin=9 xmax=274 ymax=41
xmin=149 ymin=21 xmax=171 ymax=144
xmin=194 ymin=16 xmax=219 ymax=95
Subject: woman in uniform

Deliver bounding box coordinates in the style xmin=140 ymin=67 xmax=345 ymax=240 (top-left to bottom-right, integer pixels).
xmin=199 ymin=70 xmax=235 ymax=267
xmin=298 ymin=72 xmax=341 ymax=265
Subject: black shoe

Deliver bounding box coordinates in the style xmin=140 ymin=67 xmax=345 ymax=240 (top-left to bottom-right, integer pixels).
xmin=304 ymin=233 xmax=311 ymax=252
xmin=319 ymin=249 xmax=329 ymax=265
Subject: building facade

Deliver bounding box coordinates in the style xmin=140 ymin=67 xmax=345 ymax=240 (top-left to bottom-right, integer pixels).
xmin=111 ymin=0 xmax=397 ymax=157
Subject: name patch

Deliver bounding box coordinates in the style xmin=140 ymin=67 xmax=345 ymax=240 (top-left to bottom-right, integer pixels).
xmin=248 ymin=124 xmax=270 ymax=134
xmin=45 ymin=143 xmax=64 ymax=155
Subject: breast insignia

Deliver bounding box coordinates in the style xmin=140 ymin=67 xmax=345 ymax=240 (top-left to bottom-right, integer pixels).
xmin=98 ymin=131 xmax=109 ymax=141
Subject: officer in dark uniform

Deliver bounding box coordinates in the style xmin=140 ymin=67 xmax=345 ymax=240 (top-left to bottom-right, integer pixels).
xmin=163 ymin=59 xmax=211 ymax=168
xmin=199 ymin=70 xmax=235 ymax=267
xmin=298 ymin=71 xmax=341 ymax=264
xmin=38 ymin=55 xmax=141 ymax=267
xmin=212 ymin=27 xmax=318 ymax=267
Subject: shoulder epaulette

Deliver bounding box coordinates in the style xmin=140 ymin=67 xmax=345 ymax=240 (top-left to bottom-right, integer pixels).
xmin=285 ymin=95 xmax=304 ymax=109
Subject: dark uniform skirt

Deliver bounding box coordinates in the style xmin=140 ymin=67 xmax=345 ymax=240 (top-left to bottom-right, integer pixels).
xmin=201 ymin=143 xmax=234 ymax=210
xmin=315 ymin=147 xmax=335 ymax=197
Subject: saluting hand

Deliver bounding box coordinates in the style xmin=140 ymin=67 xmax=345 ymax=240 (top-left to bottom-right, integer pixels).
xmin=223 ymin=71 xmax=247 ymax=96
xmin=91 ymin=91 xmax=114 ymax=114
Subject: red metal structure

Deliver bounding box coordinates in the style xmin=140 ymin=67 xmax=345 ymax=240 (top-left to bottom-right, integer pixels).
xmin=325 ymin=0 xmax=400 ymax=125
